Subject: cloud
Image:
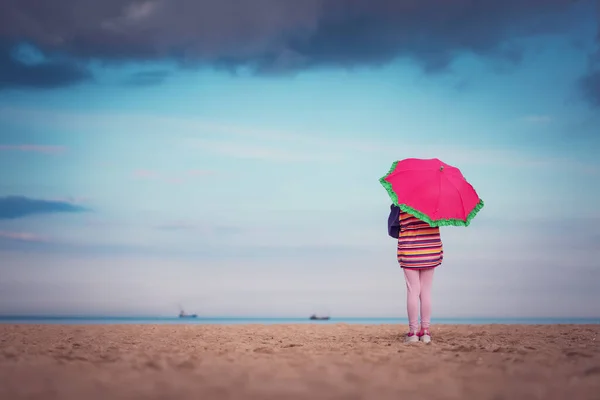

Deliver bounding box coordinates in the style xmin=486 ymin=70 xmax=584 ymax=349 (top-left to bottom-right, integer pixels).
xmin=132 ymin=169 xmax=161 ymax=179
xmin=132 ymin=169 xmax=216 ymax=183
xmin=0 ymin=41 xmax=91 ymax=90
xmin=1 ymin=106 xmax=598 ymax=174
xmin=47 ymin=196 xmax=91 ymax=205
xmin=0 ymin=231 xmax=46 ymax=242
xmin=154 ymin=221 xmax=197 ymax=231
xmin=578 ymin=1 xmax=600 ymax=107
xmin=124 ymin=70 xmax=170 ymax=86
xmin=192 ymin=139 xmax=342 ymax=162
xmin=0 ymin=144 xmax=67 ymax=154
xmin=580 ymin=68 xmax=600 ymax=108
xmin=155 ymin=221 xmax=243 ymax=235
xmin=0 ymin=1 xmax=590 ymax=87
xmin=0 ymin=196 xmax=89 ymax=220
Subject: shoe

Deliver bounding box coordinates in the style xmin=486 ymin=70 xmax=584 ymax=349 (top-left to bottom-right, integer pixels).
xmin=404 ymin=331 xmax=419 ymax=343
xmin=418 ymin=328 xmax=431 ymax=344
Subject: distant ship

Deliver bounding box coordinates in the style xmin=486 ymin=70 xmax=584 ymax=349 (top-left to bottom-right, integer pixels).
xmin=178 ymin=305 xmax=197 ymax=318
xmin=179 ymin=311 xmax=198 ymax=318
xmin=309 ymin=314 xmax=330 ymax=321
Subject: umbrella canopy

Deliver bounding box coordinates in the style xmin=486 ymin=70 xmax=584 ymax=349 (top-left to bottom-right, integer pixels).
xmin=379 ymin=158 xmax=484 ymax=227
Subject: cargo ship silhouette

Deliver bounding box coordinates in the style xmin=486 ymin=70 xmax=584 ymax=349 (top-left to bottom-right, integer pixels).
xmin=178 ymin=305 xmax=197 ymax=318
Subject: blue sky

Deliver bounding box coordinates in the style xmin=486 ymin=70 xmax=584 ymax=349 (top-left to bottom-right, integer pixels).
xmin=0 ymin=0 xmax=599 ymax=318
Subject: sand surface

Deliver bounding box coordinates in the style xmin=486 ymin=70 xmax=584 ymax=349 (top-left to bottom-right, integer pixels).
xmin=1 ymin=324 xmax=599 ymax=400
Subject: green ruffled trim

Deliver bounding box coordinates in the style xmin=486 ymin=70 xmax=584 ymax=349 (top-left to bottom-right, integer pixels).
xmin=379 ymin=161 xmax=484 ymax=227
xmin=379 ymin=160 xmax=399 ymax=206
xmin=397 ymin=199 xmax=484 ymax=227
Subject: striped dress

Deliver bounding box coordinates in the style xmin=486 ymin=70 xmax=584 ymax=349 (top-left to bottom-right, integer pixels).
xmin=397 ymin=211 xmax=443 ymax=269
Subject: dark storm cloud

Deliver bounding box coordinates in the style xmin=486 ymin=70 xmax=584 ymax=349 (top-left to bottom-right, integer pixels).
xmin=0 ymin=42 xmax=91 ymax=89
xmin=0 ymin=0 xmax=585 ymax=66
xmin=581 ymin=68 xmax=600 ymax=107
xmin=0 ymin=196 xmax=88 ymax=219
xmin=580 ymin=2 xmax=600 ymax=108
xmin=0 ymin=0 xmax=597 ymax=94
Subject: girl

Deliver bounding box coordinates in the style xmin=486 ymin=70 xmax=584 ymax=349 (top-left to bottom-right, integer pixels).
xmin=388 ymin=204 xmax=443 ymax=343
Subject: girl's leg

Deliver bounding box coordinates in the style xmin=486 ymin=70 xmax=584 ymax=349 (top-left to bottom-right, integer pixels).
xmin=403 ymin=268 xmax=421 ymax=333
xmin=418 ymin=267 xmax=435 ymax=330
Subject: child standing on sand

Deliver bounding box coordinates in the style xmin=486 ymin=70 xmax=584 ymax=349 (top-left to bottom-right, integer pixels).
xmin=388 ymin=204 xmax=443 ymax=344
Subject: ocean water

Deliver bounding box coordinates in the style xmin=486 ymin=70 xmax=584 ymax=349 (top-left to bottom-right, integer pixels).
xmin=0 ymin=316 xmax=598 ymax=325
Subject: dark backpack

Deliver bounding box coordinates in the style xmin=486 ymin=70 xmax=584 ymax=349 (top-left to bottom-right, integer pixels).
xmin=387 ymin=204 xmax=401 ymax=238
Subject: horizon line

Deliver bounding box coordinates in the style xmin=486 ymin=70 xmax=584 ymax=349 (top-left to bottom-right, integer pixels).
xmin=0 ymin=315 xmax=599 ymax=321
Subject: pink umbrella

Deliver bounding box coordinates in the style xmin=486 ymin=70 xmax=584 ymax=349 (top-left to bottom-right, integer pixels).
xmin=379 ymin=158 xmax=484 ymax=227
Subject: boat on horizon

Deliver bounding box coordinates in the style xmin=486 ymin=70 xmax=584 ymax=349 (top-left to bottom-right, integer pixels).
xmin=178 ymin=305 xmax=197 ymax=318
xmin=178 ymin=311 xmax=198 ymax=318
xmin=309 ymin=314 xmax=330 ymax=321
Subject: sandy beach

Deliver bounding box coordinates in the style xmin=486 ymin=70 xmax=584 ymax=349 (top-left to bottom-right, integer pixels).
xmin=0 ymin=324 xmax=599 ymax=400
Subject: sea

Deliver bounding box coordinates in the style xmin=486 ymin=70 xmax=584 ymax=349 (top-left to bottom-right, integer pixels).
xmin=0 ymin=316 xmax=599 ymax=325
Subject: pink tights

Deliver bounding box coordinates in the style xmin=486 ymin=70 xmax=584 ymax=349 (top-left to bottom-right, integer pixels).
xmin=403 ymin=267 xmax=435 ymax=333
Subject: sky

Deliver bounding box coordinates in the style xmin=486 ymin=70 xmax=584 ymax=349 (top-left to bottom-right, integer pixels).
xmin=0 ymin=0 xmax=599 ymax=318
